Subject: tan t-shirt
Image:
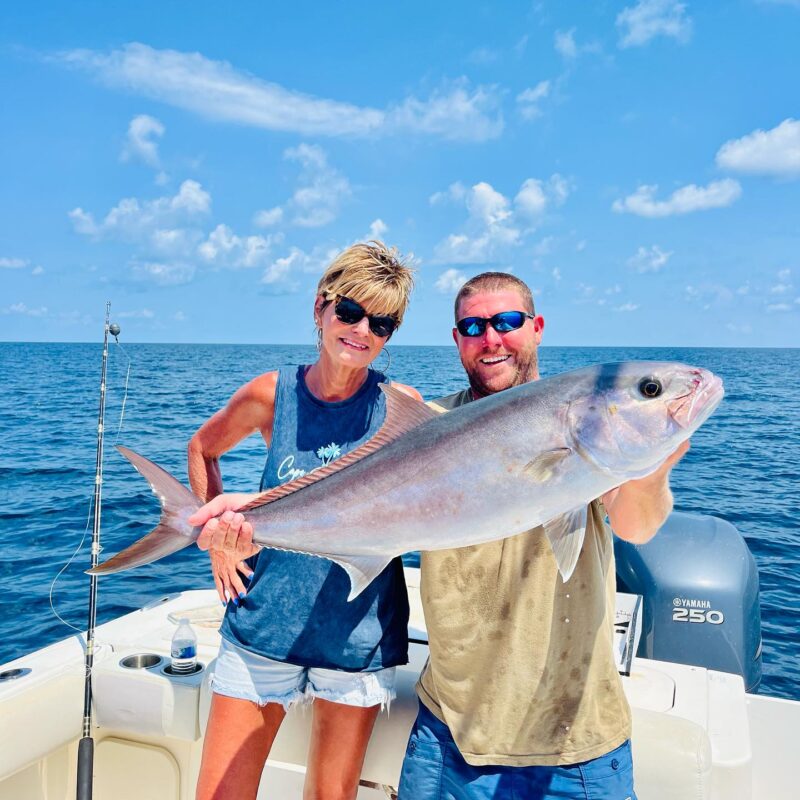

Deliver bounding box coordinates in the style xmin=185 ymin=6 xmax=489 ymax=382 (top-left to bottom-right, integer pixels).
xmin=416 ymin=388 xmax=632 ymax=767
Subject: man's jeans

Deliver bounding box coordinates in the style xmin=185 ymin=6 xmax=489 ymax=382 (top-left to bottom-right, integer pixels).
xmin=398 ymin=702 xmax=637 ymax=800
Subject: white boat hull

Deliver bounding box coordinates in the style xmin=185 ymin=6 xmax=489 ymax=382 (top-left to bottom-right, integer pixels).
xmin=0 ymin=572 xmax=795 ymax=799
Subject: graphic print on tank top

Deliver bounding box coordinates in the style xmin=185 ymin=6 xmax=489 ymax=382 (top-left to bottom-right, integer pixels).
xmin=218 ymin=364 xmax=410 ymax=671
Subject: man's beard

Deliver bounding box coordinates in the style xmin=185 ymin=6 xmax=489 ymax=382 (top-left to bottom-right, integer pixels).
xmin=465 ymin=348 xmax=539 ymax=398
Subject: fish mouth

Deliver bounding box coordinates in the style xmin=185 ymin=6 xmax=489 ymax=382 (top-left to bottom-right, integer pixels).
xmin=667 ymin=371 xmax=724 ymax=429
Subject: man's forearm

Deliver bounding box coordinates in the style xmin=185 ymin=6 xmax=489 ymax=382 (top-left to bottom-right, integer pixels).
xmin=606 ymin=476 xmax=673 ymax=544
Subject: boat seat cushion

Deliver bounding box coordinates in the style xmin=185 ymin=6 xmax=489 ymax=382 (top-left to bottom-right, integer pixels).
xmin=631 ymin=707 xmax=712 ymax=799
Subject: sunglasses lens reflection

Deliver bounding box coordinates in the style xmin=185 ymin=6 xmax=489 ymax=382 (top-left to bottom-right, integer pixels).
xmin=334 ymin=297 xmax=397 ymax=338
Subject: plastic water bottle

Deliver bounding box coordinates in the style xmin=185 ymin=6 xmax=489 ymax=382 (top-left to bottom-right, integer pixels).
xmin=170 ymin=618 xmax=197 ymax=674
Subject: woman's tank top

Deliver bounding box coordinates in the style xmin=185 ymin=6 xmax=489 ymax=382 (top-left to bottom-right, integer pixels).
xmin=219 ymin=365 xmax=409 ymax=671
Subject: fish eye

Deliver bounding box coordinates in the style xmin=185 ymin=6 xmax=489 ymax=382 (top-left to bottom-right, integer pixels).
xmin=638 ymin=377 xmax=663 ymax=398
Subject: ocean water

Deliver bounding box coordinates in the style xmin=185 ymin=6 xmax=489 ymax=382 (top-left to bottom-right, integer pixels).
xmin=0 ymin=342 xmax=797 ymax=700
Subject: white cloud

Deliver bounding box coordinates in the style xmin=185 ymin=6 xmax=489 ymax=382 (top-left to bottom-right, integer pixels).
xmin=117 ymin=308 xmax=155 ymax=319
xmin=69 ymin=179 xmax=211 ymax=240
xmin=2 ymin=302 xmax=48 ymax=317
xmin=516 ymin=81 xmax=550 ymax=120
xmin=554 ymin=29 xmax=579 ymax=59
xmin=433 ymin=175 xmax=571 ymax=264
xmin=613 ymin=179 xmax=741 ymax=217
xmin=198 ymin=224 xmax=278 ymax=269
xmin=435 ymin=268 xmax=468 ymax=294
xmin=766 ymin=303 xmax=793 ymax=312
xmin=387 ymin=79 xmax=503 ymax=142
xmin=253 ymin=207 xmax=284 ymax=228
xmin=778 ymin=268 xmax=792 ymax=281
xmin=122 ymin=114 xmax=164 ymax=167
xmin=552 ymin=267 xmax=562 ymax=281
xmin=684 ymin=283 xmax=734 ymax=309
xmin=134 ymin=261 xmax=196 ymax=286
xmin=284 ymin=144 xmax=350 ymax=227
xmin=615 ymin=302 xmax=640 ymax=312
xmin=468 ymin=47 xmax=499 ymax=65
xmin=515 ymin=180 xmax=547 ymax=218
xmin=716 ymin=119 xmax=800 ymax=177
xmin=430 ymin=182 xmax=467 ymax=206
xmin=0 ymin=257 xmax=28 ymax=269
xmin=532 ymin=236 xmax=555 ymax=257
xmin=617 ymin=0 xmax=692 ymax=48
xmin=260 ymin=246 xmax=320 ymax=288
xmin=61 ymin=43 xmax=502 ymax=141
xmin=627 ymin=244 xmax=673 ymax=272
xmin=368 ymin=219 xmax=388 ymax=240
xmin=516 ymin=175 xmax=570 ymax=220
xmin=554 ymin=29 xmax=602 ymax=60
xmin=1 ymin=256 xmax=44 ymax=275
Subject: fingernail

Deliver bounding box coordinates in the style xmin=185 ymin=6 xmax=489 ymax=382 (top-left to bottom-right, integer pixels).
xmin=232 ymin=597 xmax=239 ymax=607
xmin=238 ymin=592 xmax=246 ymax=600
xmin=221 ymin=600 xmax=226 ymax=606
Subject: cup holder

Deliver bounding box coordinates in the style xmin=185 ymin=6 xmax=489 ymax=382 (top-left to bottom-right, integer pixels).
xmin=0 ymin=667 xmax=31 ymax=682
xmin=120 ymin=654 xmax=163 ymax=670
xmin=162 ymin=663 xmax=205 ymax=677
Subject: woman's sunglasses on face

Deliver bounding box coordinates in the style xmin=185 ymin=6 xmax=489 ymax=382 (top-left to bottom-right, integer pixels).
xmin=456 ymin=311 xmax=534 ymax=338
xmin=333 ymin=296 xmax=398 ymax=338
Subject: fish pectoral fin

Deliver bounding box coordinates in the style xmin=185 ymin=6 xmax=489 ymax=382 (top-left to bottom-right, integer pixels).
xmin=521 ymin=448 xmax=573 ymax=482
xmin=543 ymin=506 xmax=587 ymax=583
xmin=323 ymin=554 xmax=395 ymax=602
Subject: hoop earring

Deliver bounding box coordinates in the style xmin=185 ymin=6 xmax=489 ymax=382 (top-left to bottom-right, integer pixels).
xmin=315 ymin=327 xmax=322 ymax=352
xmin=377 ymin=346 xmax=391 ymax=374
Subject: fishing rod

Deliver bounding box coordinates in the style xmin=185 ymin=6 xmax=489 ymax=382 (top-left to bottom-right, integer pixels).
xmin=76 ymin=302 xmax=120 ymax=800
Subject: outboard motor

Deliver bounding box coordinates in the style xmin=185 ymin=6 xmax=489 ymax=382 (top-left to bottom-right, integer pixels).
xmin=615 ymin=511 xmax=762 ymax=692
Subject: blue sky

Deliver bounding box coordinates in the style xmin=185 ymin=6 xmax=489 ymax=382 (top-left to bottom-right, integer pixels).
xmin=1 ymin=0 xmax=799 ymax=346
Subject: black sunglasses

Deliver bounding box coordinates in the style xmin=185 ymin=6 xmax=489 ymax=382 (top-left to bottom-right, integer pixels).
xmin=456 ymin=310 xmax=534 ymax=337
xmin=332 ymin=296 xmax=398 ymax=338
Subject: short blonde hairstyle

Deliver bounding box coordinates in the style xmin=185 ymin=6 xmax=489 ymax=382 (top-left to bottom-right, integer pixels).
xmin=317 ymin=241 xmax=414 ymax=327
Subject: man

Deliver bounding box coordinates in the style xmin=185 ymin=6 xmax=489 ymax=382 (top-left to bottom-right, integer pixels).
xmin=398 ymin=272 xmax=688 ymax=800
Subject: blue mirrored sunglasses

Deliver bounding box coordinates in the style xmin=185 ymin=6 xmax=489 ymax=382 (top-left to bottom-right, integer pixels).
xmin=456 ymin=310 xmax=534 ymax=337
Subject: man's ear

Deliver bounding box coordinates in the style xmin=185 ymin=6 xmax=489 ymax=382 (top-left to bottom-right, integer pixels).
xmin=533 ymin=315 xmax=545 ymax=342
xmin=452 ymin=327 xmax=459 ymax=346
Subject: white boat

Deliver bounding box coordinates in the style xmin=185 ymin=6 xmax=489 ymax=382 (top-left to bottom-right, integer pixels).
xmin=0 ymin=558 xmax=796 ymax=800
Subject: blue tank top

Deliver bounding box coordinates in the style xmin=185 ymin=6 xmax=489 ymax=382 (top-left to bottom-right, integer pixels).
xmin=219 ymin=365 xmax=410 ymax=671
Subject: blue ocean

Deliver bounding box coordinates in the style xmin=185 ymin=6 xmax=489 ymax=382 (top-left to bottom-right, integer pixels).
xmin=1 ymin=343 xmax=797 ymax=700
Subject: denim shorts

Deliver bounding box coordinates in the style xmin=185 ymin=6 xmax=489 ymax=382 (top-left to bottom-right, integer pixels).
xmin=210 ymin=637 xmax=396 ymax=710
xmin=398 ymin=702 xmax=637 ymax=800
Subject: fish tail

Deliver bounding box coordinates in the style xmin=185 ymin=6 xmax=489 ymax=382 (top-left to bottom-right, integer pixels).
xmin=87 ymin=446 xmax=202 ymax=575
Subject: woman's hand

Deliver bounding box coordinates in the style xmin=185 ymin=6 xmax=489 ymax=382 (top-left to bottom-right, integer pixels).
xmin=188 ymin=495 xmax=261 ymax=605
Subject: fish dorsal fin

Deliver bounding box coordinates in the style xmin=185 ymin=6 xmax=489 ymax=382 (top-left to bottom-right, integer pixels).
xmin=236 ymin=384 xmax=438 ymax=513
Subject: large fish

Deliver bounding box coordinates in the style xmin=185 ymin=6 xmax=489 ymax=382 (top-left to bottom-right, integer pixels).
xmin=90 ymin=361 xmax=723 ymax=598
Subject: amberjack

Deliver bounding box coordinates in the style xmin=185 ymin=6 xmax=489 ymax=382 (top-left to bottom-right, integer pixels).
xmin=89 ymin=361 xmax=723 ymax=599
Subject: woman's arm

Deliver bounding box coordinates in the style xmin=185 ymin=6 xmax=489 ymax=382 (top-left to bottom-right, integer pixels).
xmin=188 ymin=371 xmax=279 ymax=501
xmin=187 ymin=371 xmax=278 ymax=602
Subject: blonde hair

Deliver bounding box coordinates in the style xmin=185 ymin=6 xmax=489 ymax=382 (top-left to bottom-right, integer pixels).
xmin=317 ymin=241 xmax=414 ymax=327
xmin=453 ymin=271 xmax=535 ymax=322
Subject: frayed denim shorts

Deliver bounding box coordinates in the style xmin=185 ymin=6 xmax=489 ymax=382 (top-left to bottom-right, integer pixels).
xmin=210 ymin=637 xmax=396 ymax=710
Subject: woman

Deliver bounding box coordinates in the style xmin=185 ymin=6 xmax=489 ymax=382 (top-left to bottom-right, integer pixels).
xmin=187 ymin=241 xmax=421 ymax=800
